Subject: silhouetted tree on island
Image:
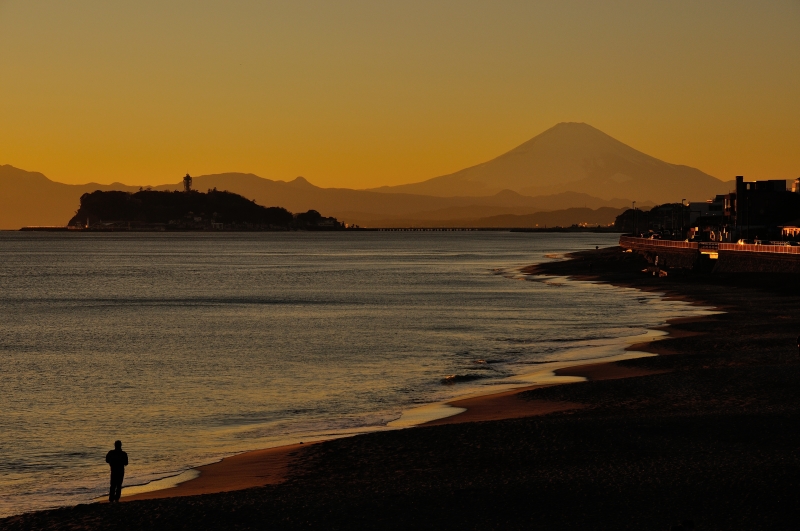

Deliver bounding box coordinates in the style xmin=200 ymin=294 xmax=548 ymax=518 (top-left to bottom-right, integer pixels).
xmin=295 ymin=209 xmax=323 ymax=227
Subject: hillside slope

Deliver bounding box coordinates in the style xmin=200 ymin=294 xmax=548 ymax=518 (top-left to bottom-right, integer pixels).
xmin=0 ymin=165 xmax=140 ymax=229
xmin=371 ymin=123 xmax=732 ymax=202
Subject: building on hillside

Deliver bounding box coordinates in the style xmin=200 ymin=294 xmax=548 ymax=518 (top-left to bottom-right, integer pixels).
xmin=613 ymin=202 xmax=688 ymax=236
xmin=617 ymin=176 xmax=800 ymax=241
xmin=726 ymin=176 xmax=800 ymax=239
xmin=689 ymin=195 xmax=725 ymax=225
xmin=683 ymin=176 xmax=800 ymax=241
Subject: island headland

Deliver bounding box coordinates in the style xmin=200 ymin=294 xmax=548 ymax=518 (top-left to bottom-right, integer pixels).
xmin=26 ymin=183 xmax=347 ymax=231
xmin=4 ymin=245 xmax=800 ymax=530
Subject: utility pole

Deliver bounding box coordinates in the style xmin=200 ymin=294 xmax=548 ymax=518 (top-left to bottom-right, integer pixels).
xmin=681 ymin=199 xmax=686 ymax=239
xmin=632 ymin=201 xmax=637 ymax=236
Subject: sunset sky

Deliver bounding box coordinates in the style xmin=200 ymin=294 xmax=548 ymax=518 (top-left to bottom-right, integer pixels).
xmin=1 ymin=0 xmax=798 ymax=188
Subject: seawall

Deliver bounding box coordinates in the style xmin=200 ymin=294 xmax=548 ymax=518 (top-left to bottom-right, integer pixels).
xmin=619 ymin=236 xmax=800 ymax=273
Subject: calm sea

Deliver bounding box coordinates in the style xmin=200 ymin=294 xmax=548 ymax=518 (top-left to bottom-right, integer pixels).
xmin=0 ymin=232 xmax=708 ymax=516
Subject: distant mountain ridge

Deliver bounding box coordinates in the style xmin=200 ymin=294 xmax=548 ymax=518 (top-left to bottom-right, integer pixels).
xmin=0 ymin=165 xmax=641 ymax=230
xmin=1 ymin=123 xmax=731 ymax=229
xmin=370 ymin=122 xmax=732 ymax=201
xmin=0 ymin=166 xmax=142 ymax=229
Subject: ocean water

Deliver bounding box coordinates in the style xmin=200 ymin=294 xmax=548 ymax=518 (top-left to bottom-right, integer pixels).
xmin=0 ymin=232 xmax=708 ymax=516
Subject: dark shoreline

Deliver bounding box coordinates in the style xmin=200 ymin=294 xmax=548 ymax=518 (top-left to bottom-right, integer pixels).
xmin=16 ymin=227 xmax=622 ymax=232
xmin=5 ymin=247 xmax=800 ymax=530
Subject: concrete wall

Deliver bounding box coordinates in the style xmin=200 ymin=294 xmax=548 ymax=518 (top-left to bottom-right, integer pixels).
xmin=621 ymin=236 xmax=800 ymax=273
xmin=714 ymin=251 xmax=800 ymax=273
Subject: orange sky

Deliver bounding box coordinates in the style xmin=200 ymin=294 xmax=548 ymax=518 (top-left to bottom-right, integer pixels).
xmin=1 ymin=1 xmax=798 ymax=188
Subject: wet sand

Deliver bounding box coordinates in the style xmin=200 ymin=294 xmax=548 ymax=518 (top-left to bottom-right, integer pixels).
xmin=7 ymin=246 xmax=800 ymax=530
xmin=423 ymin=390 xmax=582 ymax=426
xmin=555 ymin=359 xmax=669 ymax=380
xmin=123 ymin=443 xmax=312 ymax=502
xmin=126 ymin=369 xmax=621 ymax=499
xmin=424 ymin=361 xmax=668 ymax=427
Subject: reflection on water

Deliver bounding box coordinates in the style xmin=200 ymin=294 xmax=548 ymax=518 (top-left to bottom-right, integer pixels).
xmin=0 ymin=232 xmax=710 ymax=516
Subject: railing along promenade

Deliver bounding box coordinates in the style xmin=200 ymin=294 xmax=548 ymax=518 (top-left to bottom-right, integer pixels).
xmin=619 ymin=236 xmax=697 ymax=251
xmin=619 ymin=236 xmax=800 ymax=255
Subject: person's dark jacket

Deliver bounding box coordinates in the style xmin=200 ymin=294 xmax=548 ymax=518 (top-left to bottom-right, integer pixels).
xmin=105 ymin=449 xmax=128 ymax=473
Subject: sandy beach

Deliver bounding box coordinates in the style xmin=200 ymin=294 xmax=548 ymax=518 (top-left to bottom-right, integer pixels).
xmin=5 ymin=245 xmax=800 ymax=530
xmin=121 ymin=443 xmax=311 ymax=502
xmin=124 ymin=362 xmax=638 ymax=500
xmin=123 ymin=392 xmax=582 ymax=502
xmin=124 ymin=326 xmax=673 ymax=501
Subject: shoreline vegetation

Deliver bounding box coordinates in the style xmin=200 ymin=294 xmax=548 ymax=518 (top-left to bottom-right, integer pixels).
xmin=5 ymin=246 xmax=800 ymax=529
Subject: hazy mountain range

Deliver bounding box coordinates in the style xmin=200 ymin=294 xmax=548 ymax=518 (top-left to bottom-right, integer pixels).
xmin=0 ymin=122 xmax=734 ymax=230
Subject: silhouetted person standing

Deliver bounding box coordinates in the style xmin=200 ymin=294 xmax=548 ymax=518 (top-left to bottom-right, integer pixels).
xmin=105 ymin=440 xmax=128 ymax=502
